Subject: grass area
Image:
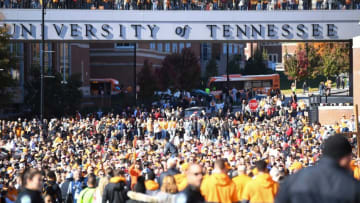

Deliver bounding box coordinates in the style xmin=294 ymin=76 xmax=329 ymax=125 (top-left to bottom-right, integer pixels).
xmin=281 ymin=88 xmax=319 ymax=95
xmin=277 ymin=71 xmax=336 ymax=92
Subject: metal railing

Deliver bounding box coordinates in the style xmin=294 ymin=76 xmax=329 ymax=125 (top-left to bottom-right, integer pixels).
xmin=1 ymin=0 xmax=359 ymax=10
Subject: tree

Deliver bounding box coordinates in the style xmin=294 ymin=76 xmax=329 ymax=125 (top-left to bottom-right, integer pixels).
xmin=321 ymin=44 xmax=339 ymax=79
xmin=242 ymin=48 xmax=272 ymax=75
xmin=306 ymin=44 xmax=322 ymax=79
xmin=0 ymin=26 xmax=17 ymax=104
xmin=313 ymin=42 xmax=350 ymax=77
xmin=228 ymin=55 xmax=242 ymax=74
xmin=25 ymin=65 xmax=83 ymax=117
xmin=284 ymin=49 xmax=299 ymax=86
xmin=158 ymin=48 xmax=201 ymax=91
xmin=138 ymin=60 xmax=158 ymax=102
xmin=284 ymin=44 xmax=326 ymax=88
xmin=205 ymin=58 xmax=218 ymax=79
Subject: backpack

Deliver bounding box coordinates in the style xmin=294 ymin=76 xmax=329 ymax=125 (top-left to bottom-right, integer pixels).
xmin=65 ymin=181 xmax=74 ymax=203
xmin=43 ymin=182 xmax=61 ymax=203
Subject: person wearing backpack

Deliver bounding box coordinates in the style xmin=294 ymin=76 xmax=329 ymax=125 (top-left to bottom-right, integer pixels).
xmin=61 ymin=172 xmax=74 ymax=203
xmin=77 ymin=174 xmax=97 ymax=203
xmin=43 ymin=171 xmax=62 ymax=203
xmin=102 ymin=169 xmax=129 ymax=203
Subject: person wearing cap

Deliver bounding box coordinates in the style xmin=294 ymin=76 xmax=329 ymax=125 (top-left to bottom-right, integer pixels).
xmin=200 ymin=159 xmax=238 ymax=203
xmin=276 ymin=134 xmax=360 ymax=203
xmin=232 ymin=165 xmax=252 ymax=201
xmin=242 ymin=160 xmax=279 ymax=203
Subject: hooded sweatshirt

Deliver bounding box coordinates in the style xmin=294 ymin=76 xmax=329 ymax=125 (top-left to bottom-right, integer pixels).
xmin=200 ymin=173 xmax=238 ymax=203
xmin=174 ymin=173 xmax=188 ymax=191
xmin=102 ymin=176 xmax=128 ymax=203
xmin=242 ymin=173 xmax=279 ymax=203
xmin=145 ymin=180 xmax=159 ymax=191
xmin=232 ymin=174 xmax=252 ymax=200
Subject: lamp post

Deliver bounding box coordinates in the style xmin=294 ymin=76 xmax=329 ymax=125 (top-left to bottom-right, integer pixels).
xmin=40 ymin=0 xmax=46 ymax=120
xmin=226 ymin=42 xmax=230 ymax=94
xmin=133 ymin=43 xmax=137 ymax=105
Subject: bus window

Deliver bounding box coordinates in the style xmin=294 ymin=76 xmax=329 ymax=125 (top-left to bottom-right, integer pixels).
xmin=244 ymin=81 xmax=251 ymax=89
xmin=252 ymin=81 xmax=262 ymax=88
xmin=262 ymin=80 xmax=272 ymax=88
xmin=232 ymin=81 xmax=244 ymax=89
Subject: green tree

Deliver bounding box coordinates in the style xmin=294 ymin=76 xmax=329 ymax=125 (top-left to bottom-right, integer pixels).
xmin=306 ymin=44 xmax=322 ymax=78
xmin=205 ymin=58 xmax=218 ymax=78
xmin=321 ymin=46 xmax=338 ymax=79
xmin=243 ymin=48 xmax=272 ymax=75
xmin=228 ymin=55 xmax=242 ymax=74
xmin=334 ymin=43 xmax=350 ymax=74
xmin=25 ymin=65 xmax=82 ymax=117
xmin=284 ymin=50 xmax=299 ymax=87
xmin=262 ymin=48 xmax=269 ymax=63
xmin=138 ymin=60 xmax=158 ymax=103
xmin=0 ymin=26 xmax=17 ymax=104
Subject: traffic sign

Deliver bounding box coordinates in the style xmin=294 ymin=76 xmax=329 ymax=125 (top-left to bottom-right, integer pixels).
xmin=249 ymin=99 xmax=258 ymax=112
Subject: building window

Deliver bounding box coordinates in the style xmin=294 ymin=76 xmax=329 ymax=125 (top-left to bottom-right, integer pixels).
xmin=115 ymin=43 xmax=133 ymax=49
xmin=150 ymin=43 xmax=155 ymax=50
xmin=179 ymin=43 xmax=184 ymax=52
xmin=165 ymin=43 xmax=170 ymax=53
xmin=223 ymin=43 xmax=227 ymax=54
xmin=157 ymin=43 xmax=163 ymax=52
xmin=186 ymin=43 xmax=191 ymax=48
xmin=234 ymin=45 xmax=238 ymax=54
xmin=229 ymin=43 xmax=233 ymax=54
xmin=172 ymin=43 xmax=178 ymax=53
xmin=202 ymin=43 xmax=209 ymax=61
xmin=268 ymin=54 xmax=278 ymax=63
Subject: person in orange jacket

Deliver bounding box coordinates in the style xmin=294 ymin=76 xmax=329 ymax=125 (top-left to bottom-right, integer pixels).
xmin=144 ymin=170 xmax=160 ymax=195
xmin=129 ymin=160 xmax=142 ymax=190
xmin=242 ymin=160 xmax=279 ymax=203
xmin=353 ymin=158 xmax=360 ymax=181
xmin=232 ymin=165 xmax=252 ymax=201
xmin=200 ymin=159 xmax=238 ymax=203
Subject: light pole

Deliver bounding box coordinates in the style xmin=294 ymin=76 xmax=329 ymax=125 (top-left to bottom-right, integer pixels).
xmin=40 ymin=0 xmax=46 ymax=120
xmin=133 ymin=43 xmax=137 ymax=105
xmin=226 ymin=42 xmax=230 ymax=93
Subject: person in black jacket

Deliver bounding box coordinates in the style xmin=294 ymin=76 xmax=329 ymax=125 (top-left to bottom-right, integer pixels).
xmin=159 ymin=158 xmax=180 ymax=187
xmin=16 ymin=168 xmax=44 ymax=203
xmin=102 ymin=169 xmax=129 ymax=203
xmin=176 ymin=164 xmax=205 ymax=203
xmin=276 ymin=134 xmax=360 ymax=203
xmin=43 ymin=170 xmax=62 ymax=203
xmin=60 ymin=172 xmax=73 ymax=202
xmin=163 ymin=137 xmax=178 ymax=157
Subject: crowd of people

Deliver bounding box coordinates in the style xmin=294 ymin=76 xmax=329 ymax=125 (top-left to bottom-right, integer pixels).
xmin=0 ymin=90 xmax=360 ymax=203
xmin=1 ymin=0 xmax=359 ymax=10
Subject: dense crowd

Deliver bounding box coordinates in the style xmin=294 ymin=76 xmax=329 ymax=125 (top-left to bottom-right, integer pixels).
xmin=0 ymin=91 xmax=359 ymax=203
xmin=1 ymin=0 xmax=360 ymax=10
